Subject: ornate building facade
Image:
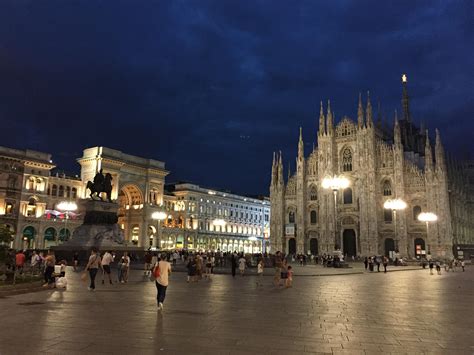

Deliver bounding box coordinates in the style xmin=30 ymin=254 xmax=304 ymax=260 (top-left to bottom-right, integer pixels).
xmin=270 ymin=76 xmax=472 ymax=259
xmin=1 ymin=145 xmax=271 ymax=252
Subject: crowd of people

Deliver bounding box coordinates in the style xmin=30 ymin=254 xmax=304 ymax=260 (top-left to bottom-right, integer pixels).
xmin=1 ymin=247 xmax=469 ymax=310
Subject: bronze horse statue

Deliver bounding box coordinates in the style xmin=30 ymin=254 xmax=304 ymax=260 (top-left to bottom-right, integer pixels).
xmin=86 ymin=171 xmax=113 ymax=202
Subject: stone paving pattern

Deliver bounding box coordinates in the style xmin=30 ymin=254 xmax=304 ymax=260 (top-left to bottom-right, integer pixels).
xmin=0 ymin=266 xmax=473 ymax=354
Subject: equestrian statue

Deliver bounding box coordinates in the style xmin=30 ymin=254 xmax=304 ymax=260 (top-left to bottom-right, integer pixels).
xmin=86 ymin=169 xmax=113 ymax=202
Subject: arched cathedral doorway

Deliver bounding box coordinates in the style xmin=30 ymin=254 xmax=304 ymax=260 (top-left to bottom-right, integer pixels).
xmin=288 ymin=238 xmax=296 ymax=255
xmin=343 ymin=229 xmax=357 ymax=257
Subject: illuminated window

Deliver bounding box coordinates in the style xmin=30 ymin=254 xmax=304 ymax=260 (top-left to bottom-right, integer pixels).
xmin=26 ymin=198 xmax=37 ymax=217
xmin=5 ymin=203 xmax=13 ymax=215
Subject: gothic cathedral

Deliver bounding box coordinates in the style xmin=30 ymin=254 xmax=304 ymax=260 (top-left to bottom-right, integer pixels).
xmin=270 ymin=76 xmax=454 ymax=259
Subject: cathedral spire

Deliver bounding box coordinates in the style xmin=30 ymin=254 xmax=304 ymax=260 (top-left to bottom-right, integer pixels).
xmin=366 ymin=91 xmax=373 ymax=127
xmin=319 ymin=101 xmax=325 ymax=135
xmin=424 ymin=130 xmax=433 ymax=172
xmin=357 ymin=93 xmax=364 ymax=128
xmin=298 ymin=127 xmax=304 ymax=159
xmin=326 ymin=100 xmax=334 ymax=135
xmin=401 ymin=74 xmax=411 ymax=122
xmin=278 ymin=151 xmax=284 ymax=185
xmin=394 ymin=110 xmax=401 ymax=146
xmin=288 ymin=161 xmax=291 ymax=181
xmin=435 ymin=128 xmax=446 ymax=171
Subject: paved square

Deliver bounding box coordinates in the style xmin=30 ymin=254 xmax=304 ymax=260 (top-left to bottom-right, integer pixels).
xmin=1 ymin=266 xmax=473 ymax=354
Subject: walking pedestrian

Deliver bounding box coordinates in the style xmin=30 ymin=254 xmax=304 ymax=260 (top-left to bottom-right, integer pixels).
xmin=383 ymin=256 xmax=388 ymax=273
xmin=364 ymin=257 xmax=368 ymax=270
xmin=101 ymin=250 xmax=114 ymax=285
xmin=118 ymin=252 xmax=130 ymax=283
xmin=43 ymin=250 xmax=56 ymax=288
xmin=376 ymin=256 xmax=381 ymax=272
xmin=154 ymin=253 xmax=172 ymax=310
xmin=186 ymin=255 xmax=196 ymax=282
xmin=238 ymin=254 xmax=246 ymax=276
xmin=285 ymin=265 xmax=293 ymax=288
xmin=73 ymin=252 xmax=79 ymax=272
xmin=85 ymin=248 xmax=102 ymax=291
xmin=256 ymin=258 xmax=264 ymax=287
xmin=429 ymin=260 xmax=434 ymax=275
xmin=15 ymin=250 xmax=26 ymax=274
xmin=144 ymin=252 xmax=152 ymax=276
xmin=436 ymin=261 xmax=442 ymax=275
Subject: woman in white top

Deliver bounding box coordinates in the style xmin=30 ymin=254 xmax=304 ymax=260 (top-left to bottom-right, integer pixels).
xmin=238 ymin=255 xmax=246 ymax=276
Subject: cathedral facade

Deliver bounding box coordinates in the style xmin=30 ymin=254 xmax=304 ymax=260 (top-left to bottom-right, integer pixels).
xmin=270 ymin=76 xmax=459 ymax=259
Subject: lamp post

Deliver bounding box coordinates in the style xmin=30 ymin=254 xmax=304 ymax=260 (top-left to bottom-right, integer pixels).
xmin=213 ymin=218 xmax=226 ymax=252
xmin=151 ymin=211 xmax=167 ymax=250
xmin=383 ymin=199 xmax=407 ymax=255
xmin=57 ymin=201 xmax=78 ymax=246
xmin=322 ymin=175 xmax=350 ymax=250
xmin=417 ymin=212 xmax=438 ymax=256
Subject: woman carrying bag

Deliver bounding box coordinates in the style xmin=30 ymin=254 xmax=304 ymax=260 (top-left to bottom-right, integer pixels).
xmin=85 ymin=248 xmax=102 ymax=291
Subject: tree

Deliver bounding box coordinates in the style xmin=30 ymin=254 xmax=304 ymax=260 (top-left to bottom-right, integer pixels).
xmin=0 ymin=225 xmax=13 ymax=263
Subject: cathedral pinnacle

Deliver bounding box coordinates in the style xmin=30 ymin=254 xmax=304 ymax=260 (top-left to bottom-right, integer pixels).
xmin=435 ymin=129 xmax=446 ymax=172
xmin=425 ymin=130 xmax=433 ymax=172
xmin=366 ymin=91 xmax=373 ymax=127
xmin=357 ymin=92 xmax=364 ymax=128
xmin=402 ymin=73 xmax=411 ymax=122
xmin=394 ymin=110 xmax=401 ymax=146
xmin=319 ymin=101 xmax=325 ymax=136
xmin=298 ymin=127 xmax=304 ymax=160
xmin=326 ymin=100 xmax=334 ymax=134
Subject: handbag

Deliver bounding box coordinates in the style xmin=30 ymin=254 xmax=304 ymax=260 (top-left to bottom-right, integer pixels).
xmin=150 ymin=263 xmax=161 ymax=281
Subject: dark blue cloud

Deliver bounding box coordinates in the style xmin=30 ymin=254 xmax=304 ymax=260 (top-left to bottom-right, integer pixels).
xmin=0 ymin=0 xmax=471 ymax=195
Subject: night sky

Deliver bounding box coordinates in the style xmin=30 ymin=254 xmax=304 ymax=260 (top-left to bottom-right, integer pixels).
xmin=0 ymin=1 xmax=472 ymax=195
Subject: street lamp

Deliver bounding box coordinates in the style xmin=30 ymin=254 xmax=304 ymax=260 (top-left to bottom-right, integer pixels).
xmin=57 ymin=201 xmax=78 ymax=246
xmin=212 ymin=219 xmax=226 ymax=252
xmin=418 ymin=212 xmax=438 ymax=255
xmin=383 ymin=199 xmax=407 ymax=254
xmin=322 ymin=175 xmax=349 ymax=250
xmin=151 ymin=211 xmax=167 ymax=250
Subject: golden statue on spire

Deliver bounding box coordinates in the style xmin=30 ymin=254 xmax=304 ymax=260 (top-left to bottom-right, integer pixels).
xmin=402 ymin=74 xmax=407 ymax=83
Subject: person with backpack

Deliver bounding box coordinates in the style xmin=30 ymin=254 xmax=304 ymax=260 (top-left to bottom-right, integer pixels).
xmin=153 ymin=253 xmax=172 ymax=310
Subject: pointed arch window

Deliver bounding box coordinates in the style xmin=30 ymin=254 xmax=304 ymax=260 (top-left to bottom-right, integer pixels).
xmin=343 ymin=188 xmax=353 ymax=204
xmin=310 ymin=187 xmax=317 ymax=201
xmin=384 ymin=209 xmax=393 ymax=223
xmin=382 ymin=181 xmax=392 ymax=196
xmin=342 ymin=148 xmax=353 ymax=172
xmin=310 ymin=210 xmax=317 ymax=224
xmin=71 ymin=187 xmax=77 ymax=198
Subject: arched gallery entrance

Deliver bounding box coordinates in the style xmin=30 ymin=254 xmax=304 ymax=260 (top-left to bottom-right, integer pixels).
xmin=342 ymin=229 xmax=357 ymax=257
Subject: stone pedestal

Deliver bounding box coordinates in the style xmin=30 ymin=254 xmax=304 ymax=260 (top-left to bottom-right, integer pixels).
xmin=53 ymin=200 xmax=124 ymax=250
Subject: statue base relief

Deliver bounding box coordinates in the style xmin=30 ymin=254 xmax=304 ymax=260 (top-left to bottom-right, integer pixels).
xmin=52 ymin=200 xmax=126 ymax=250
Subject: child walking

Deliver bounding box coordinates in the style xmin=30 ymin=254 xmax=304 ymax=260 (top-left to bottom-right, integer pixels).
xmin=285 ymin=265 xmax=293 ymax=288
